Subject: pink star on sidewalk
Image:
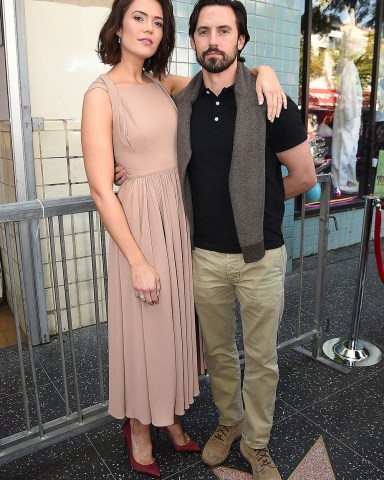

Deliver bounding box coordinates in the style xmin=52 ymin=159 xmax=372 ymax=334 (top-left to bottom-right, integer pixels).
xmin=211 ymin=436 xmax=335 ymax=480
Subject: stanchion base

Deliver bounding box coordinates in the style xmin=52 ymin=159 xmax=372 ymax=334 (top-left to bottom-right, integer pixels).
xmin=323 ymin=337 xmax=383 ymax=367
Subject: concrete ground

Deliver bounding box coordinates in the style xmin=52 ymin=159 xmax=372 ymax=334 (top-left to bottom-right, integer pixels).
xmin=1 ymin=242 xmax=383 ymax=479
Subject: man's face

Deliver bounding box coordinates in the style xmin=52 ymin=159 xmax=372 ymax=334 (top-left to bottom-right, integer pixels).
xmin=190 ymin=5 xmax=245 ymax=74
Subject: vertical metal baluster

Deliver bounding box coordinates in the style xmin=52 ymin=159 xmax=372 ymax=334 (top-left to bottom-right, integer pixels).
xmin=48 ymin=217 xmax=70 ymax=417
xmin=89 ymin=212 xmax=105 ymax=404
xmin=312 ymin=175 xmax=331 ymax=358
xmin=4 ymin=223 xmax=31 ymax=441
xmin=296 ymin=193 xmax=306 ymax=338
xmin=99 ymin=218 xmax=108 ymax=316
xmin=58 ymin=216 xmax=82 ymax=423
xmin=14 ymin=222 xmax=45 ymax=439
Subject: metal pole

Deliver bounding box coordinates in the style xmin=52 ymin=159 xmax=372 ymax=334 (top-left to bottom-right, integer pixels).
xmin=349 ymin=196 xmax=374 ymax=349
xmin=323 ymin=196 xmax=383 ymax=367
xmin=58 ymin=216 xmax=83 ymax=423
xmin=311 ymin=174 xmax=331 ymax=358
xmin=5 ymin=224 xmax=31 ymax=435
xmin=100 ymin=220 xmax=108 ymax=315
xmin=48 ymin=217 xmax=70 ymax=417
xmin=14 ymin=222 xmax=45 ymax=438
xmin=2 ymin=0 xmax=49 ymax=346
xmin=295 ymin=192 xmax=306 ymax=338
xmin=89 ymin=212 xmax=105 ymax=405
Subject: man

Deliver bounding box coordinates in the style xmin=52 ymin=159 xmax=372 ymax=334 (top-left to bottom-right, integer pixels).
xmin=173 ymin=1 xmax=316 ymax=478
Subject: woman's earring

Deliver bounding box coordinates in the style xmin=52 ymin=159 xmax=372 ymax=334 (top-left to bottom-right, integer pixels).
xmin=117 ymin=35 xmax=121 ymax=44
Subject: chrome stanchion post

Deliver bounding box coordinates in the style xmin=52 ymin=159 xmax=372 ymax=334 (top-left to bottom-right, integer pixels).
xmin=349 ymin=196 xmax=373 ymax=351
xmin=323 ymin=196 xmax=383 ymax=367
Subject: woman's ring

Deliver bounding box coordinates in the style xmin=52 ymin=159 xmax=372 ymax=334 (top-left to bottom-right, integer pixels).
xmin=138 ymin=294 xmax=145 ymax=300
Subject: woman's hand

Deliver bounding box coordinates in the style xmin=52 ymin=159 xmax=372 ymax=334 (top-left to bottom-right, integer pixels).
xmin=253 ymin=65 xmax=287 ymax=122
xmin=131 ymin=260 xmax=161 ymax=305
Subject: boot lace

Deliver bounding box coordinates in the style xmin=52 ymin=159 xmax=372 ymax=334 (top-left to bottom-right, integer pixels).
xmin=254 ymin=448 xmax=274 ymax=471
xmin=213 ymin=425 xmax=232 ymax=442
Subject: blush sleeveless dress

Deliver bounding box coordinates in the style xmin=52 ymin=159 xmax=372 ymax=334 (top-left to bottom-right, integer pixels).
xmin=88 ymin=73 xmax=200 ymax=426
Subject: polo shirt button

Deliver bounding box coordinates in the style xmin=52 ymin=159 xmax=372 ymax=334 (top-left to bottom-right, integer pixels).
xmin=214 ymin=117 xmax=219 ymax=121
xmin=216 ymin=101 xmax=220 ymax=105
xmin=206 ymin=90 xmax=210 ymax=94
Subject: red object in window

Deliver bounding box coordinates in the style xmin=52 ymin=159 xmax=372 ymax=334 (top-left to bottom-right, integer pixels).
xmin=308 ymin=88 xmax=338 ymax=110
xmin=301 ymin=88 xmax=372 ymax=111
xmin=374 ymin=202 xmax=384 ymax=283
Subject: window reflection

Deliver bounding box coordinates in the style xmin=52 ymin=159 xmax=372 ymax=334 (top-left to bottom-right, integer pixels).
xmin=373 ymin=10 xmax=384 ymax=197
xmin=301 ymin=1 xmax=377 ymax=207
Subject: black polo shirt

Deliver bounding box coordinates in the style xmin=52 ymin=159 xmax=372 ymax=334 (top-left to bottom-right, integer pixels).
xmin=188 ymin=85 xmax=307 ymax=253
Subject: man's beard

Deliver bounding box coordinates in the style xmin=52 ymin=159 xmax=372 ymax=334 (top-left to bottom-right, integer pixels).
xmin=195 ymin=45 xmax=238 ymax=73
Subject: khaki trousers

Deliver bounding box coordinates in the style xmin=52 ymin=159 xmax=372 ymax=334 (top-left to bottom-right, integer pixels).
xmin=192 ymin=246 xmax=286 ymax=448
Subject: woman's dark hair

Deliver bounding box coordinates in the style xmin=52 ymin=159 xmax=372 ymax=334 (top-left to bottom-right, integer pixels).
xmin=97 ymin=0 xmax=175 ymax=78
xmin=189 ymin=0 xmax=250 ymax=62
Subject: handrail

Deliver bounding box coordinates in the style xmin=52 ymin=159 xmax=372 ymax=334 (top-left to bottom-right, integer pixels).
xmin=0 ymin=196 xmax=96 ymax=223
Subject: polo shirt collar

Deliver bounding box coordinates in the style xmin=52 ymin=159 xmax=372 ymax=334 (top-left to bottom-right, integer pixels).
xmin=199 ymin=83 xmax=235 ymax=98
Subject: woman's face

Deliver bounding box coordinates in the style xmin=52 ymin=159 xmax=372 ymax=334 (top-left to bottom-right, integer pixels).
xmin=118 ymin=0 xmax=164 ymax=61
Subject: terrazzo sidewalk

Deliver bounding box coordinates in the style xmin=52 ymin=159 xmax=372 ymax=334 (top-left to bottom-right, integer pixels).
xmin=0 ymin=242 xmax=383 ymax=479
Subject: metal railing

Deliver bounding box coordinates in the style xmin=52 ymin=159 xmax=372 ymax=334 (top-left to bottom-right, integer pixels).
xmin=0 ymin=176 xmax=340 ymax=464
xmin=279 ymin=174 xmax=350 ymax=373
xmin=237 ymin=174 xmax=349 ymax=373
xmin=0 ymin=196 xmax=110 ymax=465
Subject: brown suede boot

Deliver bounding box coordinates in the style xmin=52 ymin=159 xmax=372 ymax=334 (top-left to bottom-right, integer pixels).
xmin=201 ymin=421 xmax=244 ymax=467
xmin=240 ymin=439 xmax=281 ymax=480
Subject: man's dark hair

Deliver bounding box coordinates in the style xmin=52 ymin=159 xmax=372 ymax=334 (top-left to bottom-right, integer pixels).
xmin=97 ymin=0 xmax=175 ymax=78
xmin=188 ymin=0 xmax=250 ymax=62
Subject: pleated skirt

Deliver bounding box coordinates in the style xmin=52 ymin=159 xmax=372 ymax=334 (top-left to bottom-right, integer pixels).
xmin=107 ymin=167 xmax=201 ymax=426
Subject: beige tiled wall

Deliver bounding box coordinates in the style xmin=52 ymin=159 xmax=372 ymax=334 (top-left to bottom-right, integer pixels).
xmin=33 ymin=119 xmax=89 ymax=198
xmin=0 ymin=120 xmax=25 ymax=331
xmin=33 ymin=119 xmax=107 ymax=335
xmin=0 ymin=121 xmax=16 ymax=204
xmin=0 ymin=224 xmax=25 ymax=332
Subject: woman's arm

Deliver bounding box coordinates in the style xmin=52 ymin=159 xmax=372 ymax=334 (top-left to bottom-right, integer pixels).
xmin=250 ymin=66 xmax=287 ymax=122
xmin=81 ymin=89 xmax=160 ymax=304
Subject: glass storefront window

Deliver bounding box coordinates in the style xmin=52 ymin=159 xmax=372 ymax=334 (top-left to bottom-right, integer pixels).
xmin=373 ymin=5 xmax=384 ymax=198
xmin=301 ymin=1 xmax=377 ymax=209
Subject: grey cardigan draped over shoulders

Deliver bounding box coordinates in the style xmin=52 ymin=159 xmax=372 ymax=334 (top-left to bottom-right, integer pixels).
xmin=174 ymin=62 xmax=267 ymax=263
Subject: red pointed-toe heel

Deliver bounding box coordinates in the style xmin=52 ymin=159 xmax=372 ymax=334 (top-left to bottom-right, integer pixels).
xmin=123 ymin=419 xmax=161 ymax=478
xmin=162 ymin=426 xmax=201 ymax=453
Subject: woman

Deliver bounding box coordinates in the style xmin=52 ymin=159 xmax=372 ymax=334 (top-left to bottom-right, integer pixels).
xmin=82 ymin=0 xmax=285 ymax=477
